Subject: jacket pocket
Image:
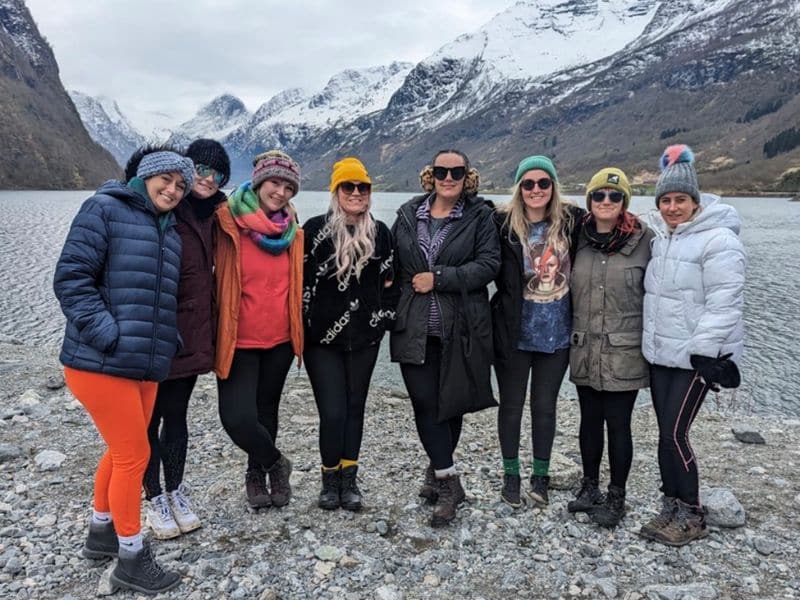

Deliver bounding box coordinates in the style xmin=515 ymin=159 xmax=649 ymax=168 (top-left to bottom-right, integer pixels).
xmin=607 ymin=331 xmax=648 ymax=380
xmin=569 ymin=331 xmax=588 ymax=378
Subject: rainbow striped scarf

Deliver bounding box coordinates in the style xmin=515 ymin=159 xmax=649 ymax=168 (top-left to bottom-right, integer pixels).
xmin=228 ymin=181 xmax=297 ymax=255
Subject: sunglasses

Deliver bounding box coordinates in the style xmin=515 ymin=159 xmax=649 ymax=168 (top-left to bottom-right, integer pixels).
xmin=520 ymin=178 xmax=552 ymax=191
xmin=432 ymin=166 xmax=467 ymax=181
xmin=195 ymin=164 xmax=224 ymax=185
xmin=339 ymin=181 xmax=371 ymax=195
xmin=590 ymin=190 xmax=625 ymax=203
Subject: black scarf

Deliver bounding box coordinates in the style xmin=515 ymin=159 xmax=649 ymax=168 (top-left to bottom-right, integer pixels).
xmin=580 ymin=213 xmax=637 ymax=254
xmin=186 ymin=189 xmax=225 ymax=219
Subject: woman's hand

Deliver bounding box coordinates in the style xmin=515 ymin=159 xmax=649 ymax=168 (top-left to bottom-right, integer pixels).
xmin=412 ymin=272 xmax=434 ymax=294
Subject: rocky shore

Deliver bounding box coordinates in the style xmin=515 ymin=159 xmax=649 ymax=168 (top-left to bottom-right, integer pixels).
xmin=1 ymin=340 xmax=798 ymax=599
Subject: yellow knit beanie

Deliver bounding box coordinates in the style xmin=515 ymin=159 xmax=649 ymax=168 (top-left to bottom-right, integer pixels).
xmin=585 ymin=167 xmax=632 ymax=210
xmin=329 ymin=157 xmax=371 ymax=192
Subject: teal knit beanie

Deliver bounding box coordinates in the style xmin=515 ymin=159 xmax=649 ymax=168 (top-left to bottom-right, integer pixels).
xmin=515 ymin=155 xmax=558 ymax=184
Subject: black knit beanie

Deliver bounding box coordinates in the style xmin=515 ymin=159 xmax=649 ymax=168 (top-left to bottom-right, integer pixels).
xmin=185 ymin=139 xmax=231 ymax=187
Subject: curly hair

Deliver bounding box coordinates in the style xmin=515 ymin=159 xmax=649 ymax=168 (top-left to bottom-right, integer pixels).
xmin=123 ymin=143 xmax=184 ymax=183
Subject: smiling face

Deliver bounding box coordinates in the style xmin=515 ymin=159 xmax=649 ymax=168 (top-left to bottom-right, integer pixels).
xmin=192 ymin=169 xmax=220 ymax=199
xmin=257 ymin=177 xmax=296 ymax=213
xmin=659 ymin=192 xmax=697 ymax=227
xmin=433 ymin=152 xmax=466 ymax=203
xmin=519 ymin=169 xmax=553 ymax=219
xmin=337 ymin=182 xmax=371 ymax=220
xmin=145 ymin=172 xmax=186 ymax=213
xmin=591 ymin=187 xmax=624 ymax=227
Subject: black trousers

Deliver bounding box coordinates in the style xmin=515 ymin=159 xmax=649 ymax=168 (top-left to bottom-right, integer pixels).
xmin=143 ymin=375 xmax=197 ymax=499
xmin=217 ymin=344 xmax=294 ymax=471
xmin=650 ymin=364 xmax=710 ymax=506
xmin=304 ymin=343 xmax=380 ymax=468
xmin=576 ymin=386 xmax=638 ymax=489
xmin=496 ymin=347 xmax=569 ymax=462
xmin=400 ymin=338 xmax=463 ymax=471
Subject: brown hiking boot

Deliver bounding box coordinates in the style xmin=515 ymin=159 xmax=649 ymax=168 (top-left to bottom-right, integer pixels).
xmin=639 ymin=495 xmax=676 ymax=540
xmin=245 ymin=467 xmax=271 ymax=509
xmin=430 ymin=474 xmax=464 ymax=528
xmin=651 ymin=499 xmax=709 ymax=547
xmin=267 ymin=454 xmax=293 ymax=507
xmin=418 ymin=463 xmax=437 ymax=504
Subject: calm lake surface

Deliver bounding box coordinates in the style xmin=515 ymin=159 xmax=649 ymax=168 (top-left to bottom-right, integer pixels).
xmin=1 ymin=190 xmax=797 ymax=416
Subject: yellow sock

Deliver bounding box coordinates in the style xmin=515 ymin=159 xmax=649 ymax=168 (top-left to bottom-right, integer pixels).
xmin=321 ymin=462 xmax=341 ymax=472
xmin=340 ymin=459 xmax=358 ymax=469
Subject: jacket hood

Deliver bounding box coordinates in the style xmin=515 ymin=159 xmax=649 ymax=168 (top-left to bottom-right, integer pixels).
xmin=644 ymin=193 xmax=740 ymax=237
xmin=96 ymin=179 xmax=153 ymax=214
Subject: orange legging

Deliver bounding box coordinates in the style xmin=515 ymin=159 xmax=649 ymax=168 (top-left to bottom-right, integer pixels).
xmin=64 ymin=367 xmax=157 ymax=536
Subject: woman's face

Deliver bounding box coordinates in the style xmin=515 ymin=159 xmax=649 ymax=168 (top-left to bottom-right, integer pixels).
xmin=535 ymin=253 xmax=560 ymax=283
xmin=590 ymin=187 xmax=624 ymax=224
xmin=145 ymin=172 xmax=186 ymax=213
xmin=659 ymin=192 xmax=697 ymax=227
xmin=433 ymin=152 xmax=466 ymax=203
xmin=192 ymin=165 xmax=221 ymax=199
xmin=258 ymin=178 xmax=296 ymax=213
xmin=337 ymin=181 xmax=371 ymax=219
xmin=519 ymin=169 xmax=553 ymax=214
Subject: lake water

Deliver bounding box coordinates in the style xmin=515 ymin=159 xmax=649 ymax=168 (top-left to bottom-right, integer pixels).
xmin=1 ymin=190 xmax=798 ymax=416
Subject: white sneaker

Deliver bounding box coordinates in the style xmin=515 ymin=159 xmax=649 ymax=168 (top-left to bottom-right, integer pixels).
xmin=145 ymin=493 xmax=181 ymax=539
xmin=168 ymin=484 xmax=202 ymax=533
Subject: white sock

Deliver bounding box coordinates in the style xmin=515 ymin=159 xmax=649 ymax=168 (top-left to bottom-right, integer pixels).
xmin=92 ymin=510 xmax=112 ymax=525
xmin=117 ymin=532 xmax=144 ymax=555
xmin=434 ymin=465 xmax=457 ymax=479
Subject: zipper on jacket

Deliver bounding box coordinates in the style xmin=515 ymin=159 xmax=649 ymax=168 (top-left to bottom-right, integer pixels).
xmin=148 ymin=224 xmax=167 ymax=379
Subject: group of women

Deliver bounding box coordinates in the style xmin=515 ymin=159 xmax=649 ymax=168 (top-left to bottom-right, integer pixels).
xmin=53 ymin=141 xmax=745 ymax=594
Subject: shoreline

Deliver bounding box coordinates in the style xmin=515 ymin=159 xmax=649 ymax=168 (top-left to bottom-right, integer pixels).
xmin=1 ymin=342 xmax=799 ymax=598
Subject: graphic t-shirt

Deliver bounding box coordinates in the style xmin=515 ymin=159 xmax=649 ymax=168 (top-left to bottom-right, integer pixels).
xmin=517 ymin=221 xmax=572 ymax=353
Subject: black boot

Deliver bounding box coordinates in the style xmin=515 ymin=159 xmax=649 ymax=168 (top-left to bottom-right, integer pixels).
xmin=109 ymin=539 xmax=180 ymax=595
xmin=418 ymin=463 xmax=437 ymax=504
xmin=340 ymin=465 xmax=363 ymax=511
xmin=528 ymin=475 xmax=550 ymax=506
xmin=245 ymin=467 xmax=271 ymax=509
xmin=318 ymin=468 xmax=340 ymax=510
xmin=590 ymin=484 xmax=626 ymax=528
xmin=501 ymin=473 xmax=522 ymax=508
xmin=82 ymin=520 xmax=118 ymax=559
xmin=267 ymin=454 xmax=293 ymax=507
xmin=568 ymin=477 xmax=603 ymax=513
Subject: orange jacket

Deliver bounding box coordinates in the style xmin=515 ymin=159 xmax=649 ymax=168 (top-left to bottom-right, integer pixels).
xmin=213 ymin=203 xmax=304 ymax=379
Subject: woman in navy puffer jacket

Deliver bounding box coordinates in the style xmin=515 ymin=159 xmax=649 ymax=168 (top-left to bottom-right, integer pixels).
xmin=53 ymin=146 xmax=193 ymax=596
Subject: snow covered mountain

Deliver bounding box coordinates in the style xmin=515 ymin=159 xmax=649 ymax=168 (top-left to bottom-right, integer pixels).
xmin=167 ymin=94 xmax=251 ymax=148
xmin=69 ymin=91 xmax=146 ymax=166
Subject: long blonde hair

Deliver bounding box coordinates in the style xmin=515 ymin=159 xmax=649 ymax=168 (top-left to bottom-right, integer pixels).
xmin=327 ymin=191 xmax=376 ymax=283
xmin=497 ymin=179 xmax=574 ymax=255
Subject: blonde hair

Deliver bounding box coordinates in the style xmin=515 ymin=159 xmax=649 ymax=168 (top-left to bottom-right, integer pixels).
xmin=327 ymin=191 xmax=376 ymax=283
xmin=497 ymin=179 xmax=574 ymax=255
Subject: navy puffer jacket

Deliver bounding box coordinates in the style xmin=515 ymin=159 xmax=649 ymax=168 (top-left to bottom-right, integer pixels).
xmin=54 ymin=180 xmax=182 ymax=382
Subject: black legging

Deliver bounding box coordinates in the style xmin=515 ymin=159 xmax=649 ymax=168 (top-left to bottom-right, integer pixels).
xmin=304 ymin=343 xmax=380 ymax=468
xmin=650 ymin=364 xmax=710 ymax=506
xmin=217 ymin=344 xmax=294 ymax=471
xmin=143 ymin=375 xmax=197 ymax=499
xmin=496 ymin=347 xmax=569 ymax=463
xmin=576 ymin=386 xmax=638 ymax=489
xmin=400 ymin=337 xmax=463 ymax=471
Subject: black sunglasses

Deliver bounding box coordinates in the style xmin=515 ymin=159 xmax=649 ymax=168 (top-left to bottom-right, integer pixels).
xmin=339 ymin=181 xmax=371 ymax=195
xmin=520 ymin=178 xmax=552 ymax=191
xmin=432 ymin=166 xmax=467 ymax=181
xmin=590 ymin=190 xmax=625 ymax=203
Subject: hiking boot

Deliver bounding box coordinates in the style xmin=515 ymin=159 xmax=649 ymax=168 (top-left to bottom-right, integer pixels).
xmin=639 ymin=496 xmax=676 ymax=540
xmin=568 ymin=477 xmax=603 ymax=513
xmin=245 ymin=467 xmax=271 ymax=509
xmin=651 ymin=499 xmax=709 ymax=547
xmin=145 ymin=494 xmax=181 ymax=540
xmin=82 ymin=520 xmax=118 ymax=559
xmin=590 ymin=484 xmax=626 ymax=528
xmin=528 ymin=475 xmax=550 ymax=506
xmin=340 ymin=465 xmax=363 ymax=512
xmin=419 ymin=463 xmax=437 ymax=504
xmin=167 ymin=484 xmax=201 ymax=533
xmin=318 ymin=468 xmax=340 ymax=510
xmin=501 ymin=473 xmax=522 ymax=508
xmin=267 ymin=454 xmax=292 ymax=507
xmin=430 ymin=474 xmax=464 ymax=528
xmin=110 ymin=538 xmax=181 ymax=595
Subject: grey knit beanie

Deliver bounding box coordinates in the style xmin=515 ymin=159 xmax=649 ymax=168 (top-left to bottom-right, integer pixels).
xmin=654 ymin=144 xmax=700 ymax=205
xmin=136 ymin=151 xmax=195 ymax=198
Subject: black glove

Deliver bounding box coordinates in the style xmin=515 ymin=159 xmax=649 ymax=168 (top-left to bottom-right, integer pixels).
xmin=690 ymin=353 xmax=741 ymax=389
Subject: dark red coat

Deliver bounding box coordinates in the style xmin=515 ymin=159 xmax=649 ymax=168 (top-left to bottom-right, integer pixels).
xmin=167 ymin=191 xmax=223 ymax=379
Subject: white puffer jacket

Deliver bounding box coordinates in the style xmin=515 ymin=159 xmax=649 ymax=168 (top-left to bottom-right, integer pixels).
xmin=642 ymin=194 xmax=746 ymax=369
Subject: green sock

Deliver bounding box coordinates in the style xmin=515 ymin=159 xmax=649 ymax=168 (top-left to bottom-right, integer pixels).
xmin=532 ymin=458 xmax=550 ymax=477
xmin=503 ymin=458 xmax=520 ymax=475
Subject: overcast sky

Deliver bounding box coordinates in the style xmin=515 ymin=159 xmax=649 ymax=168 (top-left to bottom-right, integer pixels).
xmin=25 ymin=0 xmax=512 ymax=129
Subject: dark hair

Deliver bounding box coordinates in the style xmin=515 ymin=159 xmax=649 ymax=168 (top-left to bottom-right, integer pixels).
xmin=124 ymin=143 xmax=184 ymax=183
xmin=431 ymin=149 xmax=471 ymax=171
